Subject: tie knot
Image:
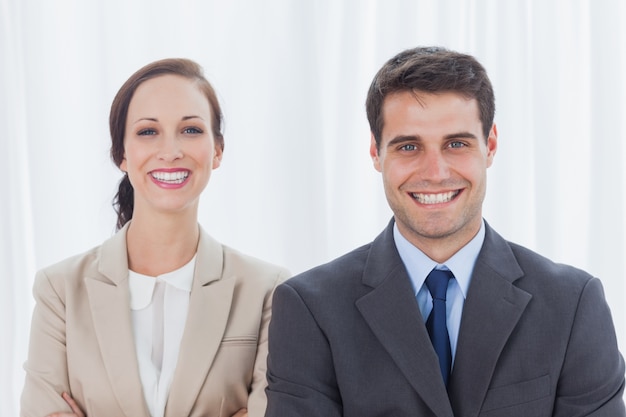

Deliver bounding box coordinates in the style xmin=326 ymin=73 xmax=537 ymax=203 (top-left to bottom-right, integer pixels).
xmin=425 ymin=269 xmax=453 ymax=300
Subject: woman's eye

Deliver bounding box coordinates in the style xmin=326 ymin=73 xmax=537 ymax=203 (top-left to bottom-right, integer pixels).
xmin=183 ymin=127 xmax=203 ymax=134
xmin=138 ymin=128 xmax=157 ymax=136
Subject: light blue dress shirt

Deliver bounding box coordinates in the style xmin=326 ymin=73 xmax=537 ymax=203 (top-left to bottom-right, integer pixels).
xmin=393 ymin=220 xmax=485 ymax=366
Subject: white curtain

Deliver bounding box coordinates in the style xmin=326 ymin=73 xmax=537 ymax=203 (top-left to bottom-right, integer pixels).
xmin=2 ymin=0 xmax=625 ymax=414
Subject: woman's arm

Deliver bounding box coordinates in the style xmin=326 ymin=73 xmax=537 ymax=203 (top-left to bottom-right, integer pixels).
xmin=21 ymin=270 xmax=73 ymax=417
xmin=45 ymin=393 xmax=85 ymax=417
xmin=246 ymin=269 xmax=290 ymax=417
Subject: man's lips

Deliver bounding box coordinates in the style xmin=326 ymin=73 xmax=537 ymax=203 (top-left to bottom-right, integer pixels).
xmin=410 ymin=190 xmax=460 ymax=204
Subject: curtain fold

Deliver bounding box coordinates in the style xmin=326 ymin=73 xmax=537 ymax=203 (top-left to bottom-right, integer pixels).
xmin=1 ymin=1 xmax=37 ymax=416
xmin=2 ymin=0 xmax=625 ymax=414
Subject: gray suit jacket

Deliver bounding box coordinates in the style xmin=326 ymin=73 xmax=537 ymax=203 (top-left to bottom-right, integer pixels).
xmin=265 ymin=220 xmax=625 ymax=416
xmin=21 ymin=223 xmax=290 ymax=417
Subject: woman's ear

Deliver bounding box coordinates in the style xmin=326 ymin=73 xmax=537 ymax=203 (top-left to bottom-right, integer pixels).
xmin=212 ymin=146 xmax=223 ymax=169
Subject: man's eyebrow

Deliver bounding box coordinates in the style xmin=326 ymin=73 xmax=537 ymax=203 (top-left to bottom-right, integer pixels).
xmin=386 ymin=132 xmax=478 ymax=147
xmin=444 ymin=131 xmax=478 ymax=140
xmin=387 ymin=135 xmax=421 ymax=147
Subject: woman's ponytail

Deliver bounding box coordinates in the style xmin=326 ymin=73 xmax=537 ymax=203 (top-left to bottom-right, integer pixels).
xmin=113 ymin=174 xmax=134 ymax=231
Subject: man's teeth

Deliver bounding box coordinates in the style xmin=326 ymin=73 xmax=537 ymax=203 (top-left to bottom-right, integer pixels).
xmin=411 ymin=190 xmax=459 ymax=204
xmin=151 ymin=171 xmax=189 ymax=184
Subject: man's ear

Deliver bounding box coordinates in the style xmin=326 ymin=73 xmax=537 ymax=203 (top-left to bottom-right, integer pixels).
xmin=370 ymin=134 xmax=382 ymax=172
xmin=486 ymin=123 xmax=498 ymax=168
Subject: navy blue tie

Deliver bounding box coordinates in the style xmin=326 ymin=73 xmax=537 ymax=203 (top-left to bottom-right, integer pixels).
xmin=425 ymin=268 xmax=453 ymax=386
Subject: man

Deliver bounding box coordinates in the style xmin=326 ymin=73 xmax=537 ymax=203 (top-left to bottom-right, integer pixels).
xmin=264 ymin=47 xmax=625 ymax=416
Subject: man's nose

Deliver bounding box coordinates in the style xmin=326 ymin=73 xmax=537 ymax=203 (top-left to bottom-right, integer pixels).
xmin=420 ymin=150 xmax=449 ymax=180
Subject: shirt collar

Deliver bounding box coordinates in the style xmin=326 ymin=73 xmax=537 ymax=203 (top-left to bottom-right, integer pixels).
xmin=128 ymin=255 xmax=196 ymax=310
xmin=393 ymin=220 xmax=485 ymax=298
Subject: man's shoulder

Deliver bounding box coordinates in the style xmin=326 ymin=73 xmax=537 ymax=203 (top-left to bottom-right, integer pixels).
xmin=484 ymin=223 xmax=594 ymax=285
xmin=475 ymin=224 xmax=600 ymax=309
xmin=501 ymin=239 xmax=597 ymax=300
xmin=284 ymin=242 xmax=373 ymax=290
xmin=508 ymin=241 xmax=593 ymax=279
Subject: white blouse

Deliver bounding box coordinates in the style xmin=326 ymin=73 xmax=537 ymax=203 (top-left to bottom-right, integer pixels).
xmin=128 ymin=256 xmax=196 ymax=417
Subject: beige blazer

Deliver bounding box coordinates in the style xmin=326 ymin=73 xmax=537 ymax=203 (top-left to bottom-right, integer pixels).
xmin=21 ymin=223 xmax=290 ymax=417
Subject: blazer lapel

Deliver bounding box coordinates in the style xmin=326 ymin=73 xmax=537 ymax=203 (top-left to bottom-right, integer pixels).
xmin=448 ymin=224 xmax=532 ymax=417
xmin=165 ymin=229 xmax=235 ymax=417
xmin=86 ymin=224 xmax=151 ymax=417
xmin=356 ymin=222 xmax=454 ymax=417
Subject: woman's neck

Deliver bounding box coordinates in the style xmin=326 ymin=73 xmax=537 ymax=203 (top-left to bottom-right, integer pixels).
xmin=125 ymin=213 xmax=200 ymax=277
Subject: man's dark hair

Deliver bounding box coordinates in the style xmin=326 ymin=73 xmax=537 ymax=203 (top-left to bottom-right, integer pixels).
xmin=366 ymin=46 xmax=495 ymax=149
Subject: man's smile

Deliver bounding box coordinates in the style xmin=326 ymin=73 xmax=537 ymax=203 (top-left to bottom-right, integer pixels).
xmin=409 ymin=190 xmax=461 ymax=204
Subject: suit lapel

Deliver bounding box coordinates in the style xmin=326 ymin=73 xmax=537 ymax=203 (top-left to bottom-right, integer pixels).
xmin=448 ymin=224 xmax=531 ymax=417
xmin=356 ymin=222 xmax=454 ymax=417
xmin=165 ymin=229 xmax=234 ymax=417
xmin=86 ymin=224 xmax=151 ymax=417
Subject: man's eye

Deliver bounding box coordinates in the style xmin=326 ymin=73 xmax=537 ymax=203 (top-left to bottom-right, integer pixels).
xmin=400 ymin=144 xmax=417 ymax=151
xmin=449 ymin=141 xmax=466 ymax=148
xmin=183 ymin=127 xmax=203 ymax=134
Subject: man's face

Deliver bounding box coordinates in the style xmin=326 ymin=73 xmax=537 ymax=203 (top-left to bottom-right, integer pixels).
xmin=370 ymin=90 xmax=497 ymax=261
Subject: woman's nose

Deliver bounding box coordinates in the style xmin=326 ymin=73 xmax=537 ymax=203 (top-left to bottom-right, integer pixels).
xmin=157 ymin=135 xmax=183 ymax=161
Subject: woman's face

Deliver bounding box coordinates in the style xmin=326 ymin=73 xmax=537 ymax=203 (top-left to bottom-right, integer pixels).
xmin=120 ymin=74 xmax=222 ymax=218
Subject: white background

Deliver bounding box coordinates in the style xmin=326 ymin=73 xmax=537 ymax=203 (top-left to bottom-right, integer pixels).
xmin=2 ymin=0 xmax=625 ymax=415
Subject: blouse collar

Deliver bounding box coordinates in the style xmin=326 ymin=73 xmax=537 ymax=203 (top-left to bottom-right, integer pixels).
xmin=128 ymin=255 xmax=196 ymax=310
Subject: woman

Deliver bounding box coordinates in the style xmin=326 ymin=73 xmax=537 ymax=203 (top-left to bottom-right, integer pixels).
xmin=20 ymin=58 xmax=290 ymax=417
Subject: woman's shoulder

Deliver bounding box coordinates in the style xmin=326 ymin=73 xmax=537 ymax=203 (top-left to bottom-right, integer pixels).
xmin=31 ymin=244 xmax=104 ymax=302
xmin=35 ymin=229 xmax=126 ymax=288
xmin=220 ymin=244 xmax=290 ymax=281
xmin=38 ymin=244 xmax=102 ymax=279
xmin=197 ymin=227 xmax=290 ymax=284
